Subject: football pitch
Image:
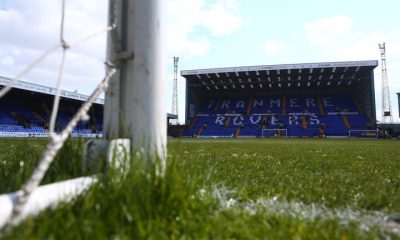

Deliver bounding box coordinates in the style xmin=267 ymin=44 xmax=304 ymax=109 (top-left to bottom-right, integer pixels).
xmin=0 ymin=138 xmax=399 ymax=239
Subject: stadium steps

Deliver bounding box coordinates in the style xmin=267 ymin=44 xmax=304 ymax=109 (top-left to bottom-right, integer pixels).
xmin=213 ymin=98 xmax=222 ymax=114
xmin=352 ymin=96 xmax=364 ymax=114
xmin=32 ymin=112 xmax=49 ymax=130
xmin=235 ymin=128 xmax=240 ymax=137
xmin=90 ymin=125 xmax=97 ymax=133
xmin=302 ymin=115 xmax=308 ymax=129
xmin=225 ymin=117 xmax=230 ymax=129
xmin=9 ymin=112 xmax=31 ymax=128
xmin=262 ymin=116 xmax=268 ymax=128
xmin=246 ymin=97 xmax=253 ymax=115
xmin=342 ymin=115 xmax=351 ymax=129
xmin=282 ymin=95 xmax=287 ymax=115
xmin=188 ymin=117 xmax=197 ymax=129
xmin=197 ymin=124 xmax=206 ymax=136
xmin=317 ymin=95 xmax=325 ymax=115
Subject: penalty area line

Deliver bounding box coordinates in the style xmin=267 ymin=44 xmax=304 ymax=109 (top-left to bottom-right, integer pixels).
xmin=203 ymin=186 xmax=400 ymax=237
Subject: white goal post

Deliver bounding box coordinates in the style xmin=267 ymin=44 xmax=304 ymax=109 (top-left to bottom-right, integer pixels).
xmin=261 ymin=128 xmax=288 ymax=138
xmin=348 ymin=129 xmax=378 ymax=139
xmin=104 ymin=0 xmax=167 ymax=166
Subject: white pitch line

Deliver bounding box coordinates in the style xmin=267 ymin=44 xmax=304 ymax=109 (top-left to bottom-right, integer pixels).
xmin=203 ymin=186 xmax=400 ymax=237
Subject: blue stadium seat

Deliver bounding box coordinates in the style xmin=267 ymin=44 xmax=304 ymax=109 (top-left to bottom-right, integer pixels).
xmin=183 ymin=93 xmax=370 ymax=138
xmin=0 ymin=105 xmax=99 ymax=135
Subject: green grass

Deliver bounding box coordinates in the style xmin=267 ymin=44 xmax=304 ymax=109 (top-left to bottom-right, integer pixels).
xmin=0 ymin=138 xmax=85 ymax=193
xmin=0 ymin=138 xmax=400 ymax=239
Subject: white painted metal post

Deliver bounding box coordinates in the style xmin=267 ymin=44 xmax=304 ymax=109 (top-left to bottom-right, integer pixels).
xmin=104 ymin=0 xmax=167 ymax=168
xmin=0 ymin=177 xmax=96 ymax=229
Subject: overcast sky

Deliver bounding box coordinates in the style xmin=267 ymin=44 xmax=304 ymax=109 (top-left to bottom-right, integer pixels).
xmin=1 ymin=0 xmax=399 ymax=123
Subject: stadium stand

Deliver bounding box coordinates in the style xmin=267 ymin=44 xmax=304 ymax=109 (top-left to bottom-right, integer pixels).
xmin=182 ymin=60 xmax=378 ymax=138
xmin=0 ymin=77 xmax=104 ymax=137
xmin=0 ymin=76 xmax=178 ymax=138
xmin=183 ymin=94 xmax=369 ymax=137
xmin=1 ymin=60 xmax=379 ymax=139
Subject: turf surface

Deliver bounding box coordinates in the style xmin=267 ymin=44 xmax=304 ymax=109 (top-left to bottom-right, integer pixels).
xmin=0 ymin=138 xmax=399 ymax=239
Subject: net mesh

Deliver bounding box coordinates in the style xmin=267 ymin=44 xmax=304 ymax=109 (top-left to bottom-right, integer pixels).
xmin=261 ymin=128 xmax=288 ymax=137
xmin=0 ymin=0 xmax=119 ymax=228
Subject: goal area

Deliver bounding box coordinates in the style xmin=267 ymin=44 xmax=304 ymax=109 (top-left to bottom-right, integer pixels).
xmin=261 ymin=128 xmax=288 ymax=138
xmin=348 ymin=129 xmax=378 ymax=139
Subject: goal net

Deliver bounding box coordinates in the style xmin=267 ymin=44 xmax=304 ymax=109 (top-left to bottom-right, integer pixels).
xmin=0 ymin=0 xmax=166 ymax=230
xmin=261 ymin=128 xmax=288 ymax=138
xmin=348 ymin=129 xmax=378 ymax=139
